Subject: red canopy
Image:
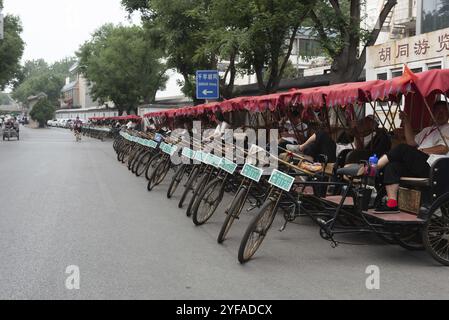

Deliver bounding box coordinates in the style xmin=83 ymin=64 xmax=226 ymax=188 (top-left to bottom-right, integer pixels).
xmin=143 ymin=68 xmax=449 ymax=121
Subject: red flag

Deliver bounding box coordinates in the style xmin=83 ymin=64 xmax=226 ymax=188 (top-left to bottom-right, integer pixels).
xmin=395 ymin=64 xmax=419 ymax=85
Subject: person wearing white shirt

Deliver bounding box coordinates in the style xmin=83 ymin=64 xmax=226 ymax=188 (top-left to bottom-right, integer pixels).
xmin=375 ymin=101 xmax=449 ymax=213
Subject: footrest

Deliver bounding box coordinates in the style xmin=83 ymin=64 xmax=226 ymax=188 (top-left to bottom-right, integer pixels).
xmin=363 ymin=210 xmax=425 ymax=225
xmin=323 ymin=195 xmax=354 ymax=206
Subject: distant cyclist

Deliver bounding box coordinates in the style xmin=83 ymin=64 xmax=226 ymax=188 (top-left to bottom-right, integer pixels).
xmin=73 ymin=117 xmax=83 ymax=142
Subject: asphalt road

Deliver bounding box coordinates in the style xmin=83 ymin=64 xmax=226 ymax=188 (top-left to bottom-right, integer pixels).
xmin=0 ymin=126 xmax=448 ymax=300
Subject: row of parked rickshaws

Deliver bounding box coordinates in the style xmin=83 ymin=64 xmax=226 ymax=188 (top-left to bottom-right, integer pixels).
xmin=113 ymin=68 xmax=449 ymax=266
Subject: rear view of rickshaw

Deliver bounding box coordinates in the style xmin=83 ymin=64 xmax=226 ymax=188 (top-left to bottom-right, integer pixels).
xmin=2 ymin=127 xmax=19 ymax=141
xmin=238 ymin=68 xmax=449 ymax=266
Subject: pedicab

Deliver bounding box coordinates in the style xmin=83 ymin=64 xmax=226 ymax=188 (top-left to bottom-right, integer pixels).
xmin=237 ymin=68 xmax=449 ymax=266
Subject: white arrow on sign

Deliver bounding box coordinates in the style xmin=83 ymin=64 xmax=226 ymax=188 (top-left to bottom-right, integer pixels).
xmin=202 ymin=89 xmax=214 ymax=95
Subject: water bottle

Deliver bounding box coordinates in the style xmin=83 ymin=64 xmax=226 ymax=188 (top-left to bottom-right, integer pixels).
xmin=368 ymin=154 xmax=378 ymax=177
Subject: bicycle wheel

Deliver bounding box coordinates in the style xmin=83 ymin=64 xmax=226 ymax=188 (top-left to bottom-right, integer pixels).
xmin=238 ymin=199 xmax=278 ymax=264
xmin=186 ymin=173 xmax=209 ymax=217
xmin=218 ymin=187 xmax=247 ymax=244
xmin=145 ymin=153 xmax=161 ymax=181
xmin=135 ymin=151 xmax=153 ymax=177
xmin=148 ymin=158 xmax=167 ymax=191
xmin=167 ymin=165 xmax=187 ymax=199
xmin=192 ymin=178 xmax=225 ymax=226
xmin=422 ymin=194 xmax=449 ymax=266
xmin=132 ymin=149 xmax=148 ymax=174
xmin=178 ymin=166 xmax=200 ymax=209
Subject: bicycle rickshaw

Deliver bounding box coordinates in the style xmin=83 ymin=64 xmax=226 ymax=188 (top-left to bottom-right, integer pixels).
xmin=2 ymin=126 xmax=19 ymax=141
xmin=118 ymin=68 xmax=449 ymax=267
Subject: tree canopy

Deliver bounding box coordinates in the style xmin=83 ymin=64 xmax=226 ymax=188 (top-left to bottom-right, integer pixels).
xmin=29 ymin=98 xmax=55 ymax=128
xmin=311 ymin=0 xmax=397 ymax=83
xmin=0 ymin=9 xmax=25 ymax=90
xmin=12 ymin=57 xmax=77 ymax=106
xmin=77 ymin=24 xmax=168 ymax=115
xmin=122 ymin=0 xmax=399 ymax=94
xmin=122 ymin=0 xmax=315 ymax=97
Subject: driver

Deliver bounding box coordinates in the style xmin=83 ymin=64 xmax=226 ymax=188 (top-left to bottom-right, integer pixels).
xmin=375 ymin=101 xmax=449 ymax=213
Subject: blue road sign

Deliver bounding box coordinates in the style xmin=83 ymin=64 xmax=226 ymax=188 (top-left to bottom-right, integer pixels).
xmin=196 ymin=70 xmax=220 ymax=100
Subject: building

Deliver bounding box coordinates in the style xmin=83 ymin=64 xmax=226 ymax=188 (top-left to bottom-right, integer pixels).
xmin=366 ymin=0 xmax=449 ymax=81
xmin=57 ymin=62 xmax=116 ymax=120
xmin=233 ymin=28 xmax=328 ymax=86
xmin=60 ymin=63 xmax=102 ymax=110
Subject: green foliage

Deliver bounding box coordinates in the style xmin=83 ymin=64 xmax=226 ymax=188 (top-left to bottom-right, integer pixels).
xmin=12 ymin=57 xmax=77 ymax=106
xmin=122 ymin=0 xmax=315 ymax=97
xmin=29 ymin=98 xmax=55 ymax=128
xmin=77 ymin=24 xmax=167 ymax=115
xmin=310 ymin=0 xmax=397 ymax=83
xmin=0 ymin=14 xmax=25 ymax=89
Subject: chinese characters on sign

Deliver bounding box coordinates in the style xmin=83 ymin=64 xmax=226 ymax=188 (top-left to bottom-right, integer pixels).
xmin=369 ymin=27 xmax=449 ymax=68
xmin=414 ymin=40 xmax=430 ymax=55
xmin=437 ymin=34 xmax=449 ymax=52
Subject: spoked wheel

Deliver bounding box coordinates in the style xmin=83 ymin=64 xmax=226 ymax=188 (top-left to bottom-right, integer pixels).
xmin=218 ymin=187 xmax=247 ymax=244
xmin=192 ymin=178 xmax=225 ymax=226
xmin=186 ymin=173 xmax=209 ymax=217
xmin=423 ymin=194 xmax=449 ymax=266
xmin=167 ymin=165 xmax=187 ymax=199
xmin=135 ymin=151 xmax=153 ymax=177
xmin=148 ymin=159 xmax=170 ymax=191
xmin=238 ymin=199 xmax=278 ymax=264
xmin=178 ymin=166 xmax=200 ymax=209
xmin=145 ymin=153 xmax=161 ymax=181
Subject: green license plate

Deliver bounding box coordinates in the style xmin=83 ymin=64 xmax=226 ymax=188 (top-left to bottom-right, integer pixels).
xmin=206 ymin=154 xmax=223 ymax=168
xmin=219 ymin=158 xmax=238 ymax=175
xmin=181 ymin=148 xmax=195 ymax=159
xmin=193 ymin=151 xmax=206 ymax=162
xmin=241 ymin=164 xmax=263 ymax=182
xmin=268 ymin=169 xmax=295 ymax=192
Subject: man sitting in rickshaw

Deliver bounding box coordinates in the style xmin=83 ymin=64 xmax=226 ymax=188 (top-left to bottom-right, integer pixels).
xmin=375 ymin=101 xmax=449 ymax=213
xmin=286 ymin=115 xmax=391 ymax=164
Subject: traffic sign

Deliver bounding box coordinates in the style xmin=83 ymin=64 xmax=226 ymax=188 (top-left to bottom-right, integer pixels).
xmin=196 ymin=70 xmax=219 ymax=100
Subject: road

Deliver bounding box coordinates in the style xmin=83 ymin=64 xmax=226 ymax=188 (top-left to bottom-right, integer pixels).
xmin=0 ymin=126 xmax=448 ymax=300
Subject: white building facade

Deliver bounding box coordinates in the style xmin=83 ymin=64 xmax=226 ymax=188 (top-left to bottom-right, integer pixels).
xmin=366 ymin=0 xmax=449 ymax=81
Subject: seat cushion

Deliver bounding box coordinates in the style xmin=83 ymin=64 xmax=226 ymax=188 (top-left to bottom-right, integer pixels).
xmin=400 ymin=177 xmax=430 ymax=187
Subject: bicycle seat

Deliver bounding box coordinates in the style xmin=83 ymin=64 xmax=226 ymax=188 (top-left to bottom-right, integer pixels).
xmin=336 ymin=164 xmax=365 ymax=178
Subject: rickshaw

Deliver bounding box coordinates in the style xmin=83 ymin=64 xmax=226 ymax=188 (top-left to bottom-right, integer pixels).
xmin=123 ymin=68 xmax=449 ymax=267
xmin=236 ymin=68 xmax=449 ymax=266
xmin=2 ymin=124 xmax=19 ymax=141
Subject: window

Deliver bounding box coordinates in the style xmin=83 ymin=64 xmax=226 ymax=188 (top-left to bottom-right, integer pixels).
xmin=427 ymin=62 xmax=442 ymax=70
xmin=422 ymin=0 xmax=449 ymax=33
xmin=298 ymin=39 xmax=323 ymax=57
xmin=391 ymin=69 xmax=403 ymax=78
xmin=377 ymin=72 xmax=388 ymax=80
xmin=411 ymin=67 xmax=422 ymax=73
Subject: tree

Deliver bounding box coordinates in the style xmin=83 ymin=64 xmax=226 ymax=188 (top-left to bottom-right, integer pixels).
xmin=311 ymin=0 xmax=397 ymax=84
xmin=122 ymin=0 xmax=217 ymax=103
xmin=29 ymin=98 xmax=55 ymax=128
xmin=123 ymin=0 xmax=315 ymax=98
xmin=0 ymin=7 xmax=25 ymax=90
xmin=12 ymin=57 xmax=77 ymax=106
xmin=77 ymin=24 xmax=167 ymax=115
